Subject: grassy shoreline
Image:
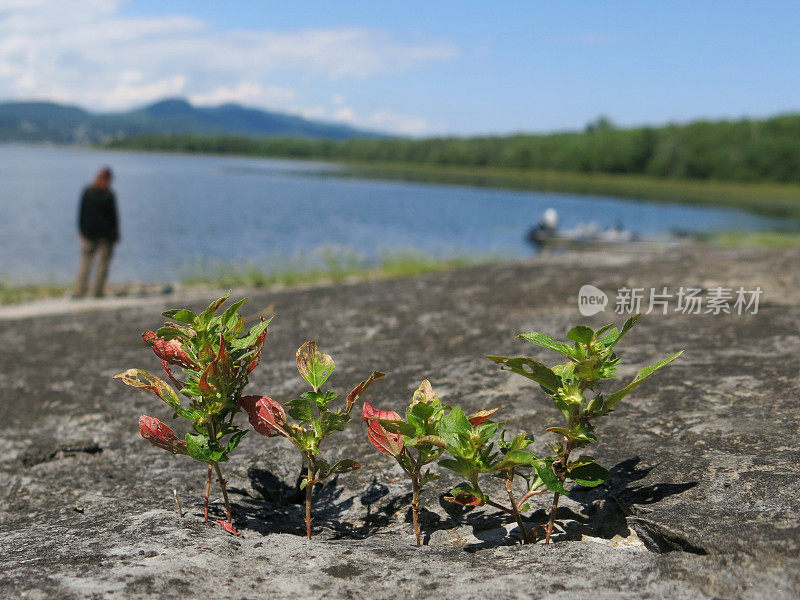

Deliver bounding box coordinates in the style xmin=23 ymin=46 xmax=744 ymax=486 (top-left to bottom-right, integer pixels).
xmin=5 ymin=231 xmax=800 ymax=306
xmin=0 ymin=251 xmax=493 ymax=306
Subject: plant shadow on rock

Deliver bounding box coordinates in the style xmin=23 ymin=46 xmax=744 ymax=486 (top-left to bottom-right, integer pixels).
xmin=230 ymin=457 xmax=698 ymax=550
xmin=236 ymin=466 xmax=356 ymax=537
xmin=435 ymin=456 xmax=698 ymax=552
xmin=563 ymin=457 xmax=703 ymax=553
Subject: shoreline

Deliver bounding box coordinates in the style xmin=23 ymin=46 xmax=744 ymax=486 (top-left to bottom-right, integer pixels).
xmin=6 ymin=231 xmax=800 ymax=309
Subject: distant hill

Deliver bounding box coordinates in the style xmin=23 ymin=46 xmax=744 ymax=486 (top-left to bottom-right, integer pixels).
xmin=0 ymin=98 xmax=385 ymax=143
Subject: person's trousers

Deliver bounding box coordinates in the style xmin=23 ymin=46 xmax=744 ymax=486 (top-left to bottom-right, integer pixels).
xmin=74 ymin=237 xmax=115 ymax=298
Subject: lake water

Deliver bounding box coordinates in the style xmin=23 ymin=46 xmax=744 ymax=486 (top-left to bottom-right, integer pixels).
xmin=0 ymin=144 xmax=789 ymax=285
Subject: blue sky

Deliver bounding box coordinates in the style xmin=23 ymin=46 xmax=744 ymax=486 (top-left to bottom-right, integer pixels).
xmin=2 ymin=1 xmax=798 ymax=135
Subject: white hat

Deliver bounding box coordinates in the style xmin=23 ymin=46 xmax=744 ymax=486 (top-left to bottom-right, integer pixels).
xmin=541 ymin=208 xmax=559 ymax=229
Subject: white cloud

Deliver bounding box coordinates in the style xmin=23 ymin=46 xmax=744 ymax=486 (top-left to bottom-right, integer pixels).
xmin=190 ymin=83 xmax=296 ymax=107
xmin=324 ymin=102 xmax=432 ymax=136
xmin=0 ymin=0 xmax=455 ymax=134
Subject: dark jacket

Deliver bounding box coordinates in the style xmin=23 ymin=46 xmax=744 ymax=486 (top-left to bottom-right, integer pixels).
xmin=79 ymin=186 xmax=119 ymax=242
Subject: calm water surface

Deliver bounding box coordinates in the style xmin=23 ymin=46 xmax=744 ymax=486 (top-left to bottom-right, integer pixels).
xmin=0 ymin=144 xmax=789 ymax=284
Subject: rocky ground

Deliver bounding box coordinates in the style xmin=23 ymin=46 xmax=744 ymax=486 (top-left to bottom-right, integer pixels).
xmin=1 ymin=246 xmax=799 ymax=599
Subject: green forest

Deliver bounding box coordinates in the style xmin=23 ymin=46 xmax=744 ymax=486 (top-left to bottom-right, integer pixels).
xmin=107 ymin=113 xmax=800 ymax=184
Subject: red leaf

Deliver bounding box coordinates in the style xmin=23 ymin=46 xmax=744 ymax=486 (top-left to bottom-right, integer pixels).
xmin=362 ymin=401 xmax=404 ymax=457
xmin=199 ymin=334 xmax=228 ymax=396
xmin=445 ymin=491 xmax=485 ymax=507
xmin=142 ymin=330 xmax=198 ymax=370
xmin=345 ymin=371 xmax=385 ymax=413
xmin=468 ymin=408 xmax=499 ymax=427
xmin=217 ymin=520 xmax=239 ymax=535
xmin=161 ymin=359 xmax=185 ymax=392
xmin=139 ymin=415 xmax=187 ymax=455
xmin=246 ymin=319 xmax=268 ymax=375
xmin=239 ymin=395 xmax=287 ymax=438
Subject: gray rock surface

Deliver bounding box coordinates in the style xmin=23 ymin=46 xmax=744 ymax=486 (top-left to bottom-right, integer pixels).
xmin=1 ymin=246 xmax=799 ymax=599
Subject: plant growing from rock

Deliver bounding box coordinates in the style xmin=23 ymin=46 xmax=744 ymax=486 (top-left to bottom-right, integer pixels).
xmin=116 ymin=293 xmax=270 ymax=533
xmin=361 ymin=379 xmax=451 ymax=546
xmin=488 ymin=314 xmax=682 ymax=543
xmin=239 ymin=341 xmax=383 ymax=539
xmin=436 ymin=406 xmax=547 ymax=544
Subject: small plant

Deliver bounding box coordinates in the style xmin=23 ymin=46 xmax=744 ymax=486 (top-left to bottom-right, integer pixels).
xmin=116 ymin=293 xmax=270 ymax=533
xmin=361 ymin=380 xmax=450 ymax=545
xmin=432 ymin=401 xmax=551 ymax=544
xmin=239 ymin=341 xmax=383 ymax=539
xmin=488 ymin=314 xmax=682 ymax=543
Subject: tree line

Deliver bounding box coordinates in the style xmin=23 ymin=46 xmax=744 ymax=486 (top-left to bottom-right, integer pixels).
xmin=106 ymin=113 xmax=800 ymax=184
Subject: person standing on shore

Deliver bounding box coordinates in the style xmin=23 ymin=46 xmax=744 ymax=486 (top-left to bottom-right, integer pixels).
xmin=74 ymin=167 xmax=119 ymax=298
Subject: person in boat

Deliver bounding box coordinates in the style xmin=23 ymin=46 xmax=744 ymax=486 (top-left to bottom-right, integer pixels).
xmin=74 ymin=166 xmax=119 ymax=298
xmin=526 ymin=208 xmax=559 ymax=250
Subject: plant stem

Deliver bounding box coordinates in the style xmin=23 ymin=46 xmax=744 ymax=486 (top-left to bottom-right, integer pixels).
xmin=486 ymin=499 xmax=515 ymax=514
xmin=545 ymin=440 xmax=574 ymax=544
xmin=544 ymin=492 xmax=560 ymax=545
xmin=173 ymin=489 xmax=183 ymax=518
xmin=411 ymin=474 xmax=421 ymax=546
xmin=505 ymin=476 xmax=531 ymax=544
xmin=214 ymin=462 xmax=232 ymax=523
xmin=204 ymin=463 xmax=213 ymax=522
xmin=304 ymin=453 xmax=315 ymax=539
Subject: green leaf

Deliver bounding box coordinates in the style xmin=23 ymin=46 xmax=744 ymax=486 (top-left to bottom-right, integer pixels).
xmin=287 ymin=398 xmax=315 ymax=424
xmin=294 ymin=429 xmax=319 ymax=454
xmin=603 ymin=314 xmax=640 ymax=348
xmin=486 ymin=356 xmax=561 ymax=393
xmin=574 ymin=356 xmax=603 ymax=380
xmin=517 ymin=332 xmax=573 ymax=357
xmin=605 ymin=351 xmax=683 ymax=409
xmin=498 ymin=449 xmax=538 ymax=467
xmin=409 ymin=400 xmax=436 ymax=423
xmin=230 ymin=317 xmax=272 ymax=350
xmin=568 ymin=459 xmax=609 ymax=487
xmin=567 ymin=325 xmax=594 ymax=345
xmin=498 ymin=431 xmax=533 ymax=452
xmin=161 ymin=309 xmax=197 ymax=324
xmin=397 ymin=453 xmax=415 ymax=473
xmin=374 ymin=418 xmax=418 ymax=437
xmin=419 ymin=470 xmax=440 ymax=487
xmin=301 ymin=389 xmax=341 ymax=409
xmin=225 ymin=430 xmax=247 ymax=455
xmin=198 ymin=293 xmax=232 ymax=326
xmin=546 ymin=426 xmax=572 ymax=438
xmin=296 ymin=341 xmax=335 ymax=391
xmin=439 ymin=457 xmax=477 ymax=481
xmin=317 ymin=410 xmax=349 ymax=436
xmin=156 ymin=324 xmax=194 ymax=341
xmin=571 ymin=421 xmax=597 ymax=446
xmin=594 ymin=323 xmax=615 ymax=338
xmin=404 ymin=434 xmax=447 ymax=449
xmin=173 ymin=406 xmax=204 ymax=421
xmin=220 ymin=298 xmax=247 ymax=327
xmin=185 ymin=434 xmax=213 ymax=462
xmin=532 ymin=458 xmax=568 ymax=494
xmin=437 ymin=406 xmax=472 ymax=450
xmin=552 ymin=396 xmax=573 ymax=423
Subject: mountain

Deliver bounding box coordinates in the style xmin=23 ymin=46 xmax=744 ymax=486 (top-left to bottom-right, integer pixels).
xmin=0 ymin=98 xmax=385 ymax=143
